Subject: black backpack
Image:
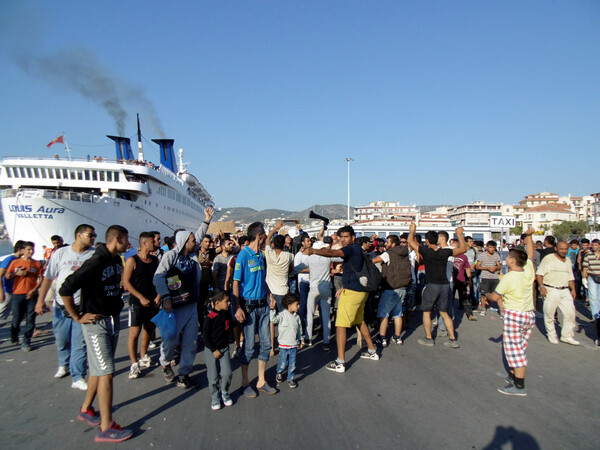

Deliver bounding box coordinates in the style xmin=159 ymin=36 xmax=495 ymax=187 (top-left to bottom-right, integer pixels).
xmin=349 ymin=251 xmax=382 ymax=292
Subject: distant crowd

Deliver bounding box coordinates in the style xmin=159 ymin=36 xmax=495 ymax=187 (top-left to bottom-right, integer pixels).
xmin=1 ymin=209 xmax=599 ymax=443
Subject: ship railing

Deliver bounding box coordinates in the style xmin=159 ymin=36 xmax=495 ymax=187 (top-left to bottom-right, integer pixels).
xmin=2 ymin=188 xmax=102 ymax=203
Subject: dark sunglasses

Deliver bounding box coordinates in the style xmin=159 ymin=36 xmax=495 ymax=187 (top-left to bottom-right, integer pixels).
xmin=86 ymin=233 xmax=97 ymax=238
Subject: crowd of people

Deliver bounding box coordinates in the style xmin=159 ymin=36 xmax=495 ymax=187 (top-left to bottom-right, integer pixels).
xmin=1 ymin=209 xmax=599 ymax=443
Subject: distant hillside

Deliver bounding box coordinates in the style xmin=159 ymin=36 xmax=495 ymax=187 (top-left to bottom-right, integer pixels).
xmin=215 ymin=204 xmax=354 ymax=226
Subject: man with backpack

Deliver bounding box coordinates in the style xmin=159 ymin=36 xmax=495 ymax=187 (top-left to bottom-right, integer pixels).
xmin=371 ymin=234 xmax=412 ymax=347
xmin=307 ymin=225 xmax=380 ymax=373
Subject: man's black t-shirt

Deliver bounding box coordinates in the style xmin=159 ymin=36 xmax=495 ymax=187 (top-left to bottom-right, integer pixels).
xmin=420 ymin=246 xmax=453 ymax=284
xmin=341 ymin=243 xmax=364 ymax=291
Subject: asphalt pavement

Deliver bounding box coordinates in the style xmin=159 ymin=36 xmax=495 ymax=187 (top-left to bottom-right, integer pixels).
xmin=0 ymin=300 xmax=599 ymax=449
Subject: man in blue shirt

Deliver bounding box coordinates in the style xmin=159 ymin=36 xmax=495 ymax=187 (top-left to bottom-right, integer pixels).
xmin=233 ymin=221 xmax=277 ymax=397
xmin=0 ymin=241 xmax=25 ymax=322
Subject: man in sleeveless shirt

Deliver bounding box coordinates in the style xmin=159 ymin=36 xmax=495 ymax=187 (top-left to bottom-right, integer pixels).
xmin=123 ymin=232 xmax=160 ymax=379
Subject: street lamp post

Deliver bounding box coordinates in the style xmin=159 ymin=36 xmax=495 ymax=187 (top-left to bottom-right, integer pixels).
xmin=345 ymin=157 xmax=353 ymax=223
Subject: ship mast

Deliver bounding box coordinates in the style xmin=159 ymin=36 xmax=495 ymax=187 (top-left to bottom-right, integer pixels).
xmin=137 ymin=113 xmax=144 ymax=162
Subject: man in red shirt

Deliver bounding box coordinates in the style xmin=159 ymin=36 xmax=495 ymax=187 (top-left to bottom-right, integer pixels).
xmin=6 ymin=241 xmax=43 ymax=351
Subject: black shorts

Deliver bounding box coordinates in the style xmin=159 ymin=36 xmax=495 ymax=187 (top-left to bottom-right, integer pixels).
xmin=421 ymin=283 xmax=451 ymax=312
xmin=128 ymin=303 xmax=159 ymax=327
xmin=480 ymin=278 xmax=500 ymax=295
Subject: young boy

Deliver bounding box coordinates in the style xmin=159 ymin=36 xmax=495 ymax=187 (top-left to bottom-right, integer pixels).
xmin=270 ymin=293 xmax=303 ymax=388
xmin=477 ymin=240 xmax=502 ymax=316
xmin=485 ymin=228 xmax=536 ymax=396
xmin=203 ymin=290 xmax=233 ymax=410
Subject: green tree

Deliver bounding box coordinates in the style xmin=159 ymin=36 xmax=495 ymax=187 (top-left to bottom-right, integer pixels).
xmin=511 ymin=225 xmax=523 ymax=235
xmin=551 ymin=220 xmax=589 ymax=240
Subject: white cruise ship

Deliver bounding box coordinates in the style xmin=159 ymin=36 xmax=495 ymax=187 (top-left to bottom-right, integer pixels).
xmin=0 ymin=132 xmax=213 ymax=257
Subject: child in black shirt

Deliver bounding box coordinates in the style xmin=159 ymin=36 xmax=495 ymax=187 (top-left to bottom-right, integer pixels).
xmin=203 ymin=291 xmax=233 ymax=410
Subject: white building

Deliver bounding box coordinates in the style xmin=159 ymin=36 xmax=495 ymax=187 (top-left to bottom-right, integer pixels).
xmin=447 ymin=201 xmax=503 ymax=226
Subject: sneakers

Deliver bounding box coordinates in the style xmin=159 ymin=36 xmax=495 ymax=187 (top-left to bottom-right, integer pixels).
xmin=437 ymin=329 xmax=448 ymax=337
xmin=275 ymin=372 xmax=283 ymax=384
xmin=78 ymin=406 xmax=101 ymax=426
xmin=480 ymin=310 xmax=486 ymax=316
xmin=221 ymin=392 xmax=233 ymax=407
xmin=374 ymin=336 xmax=388 ymax=348
xmin=21 ymin=342 xmax=32 ymax=352
xmin=497 ymin=385 xmax=527 ymax=396
xmin=211 ymin=399 xmax=222 ymax=411
xmin=71 ymin=379 xmax=88 ymax=391
xmin=359 ymin=350 xmax=380 ymax=360
xmin=468 ymin=315 xmax=478 ymax=321
xmin=390 ymin=336 xmax=403 ymax=345
xmin=548 ymin=336 xmax=559 ymax=345
xmin=444 ymin=339 xmax=460 ymax=348
xmin=595 ymin=339 xmax=600 ymax=347
xmin=232 ymin=346 xmax=241 ymax=358
xmin=432 ymin=317 xmax=438 ymax=326
xmin=54 ymin=366 xmax=69 ymax=378
xmin=560 ymin=337 xmax=581 ymax=346
xmin=326 ymin=360 xmax=345 ymax=373
xmin=505 ymin=374 xmax=514 ymax=384
xmin=138 ymin=354 xmax=155 ymax=368
xmin=95 ymin=421 xmax=134 ymax=443
xmin=306 ymin=340 xmax=313 ymax=347
xmin=257 ymin=382 xmax=277 ymax=394
xmin=176 ymin=375 xmax=198 ymax=389
xmin=163 ymin=365 xmax=176 ymax=383
xmin=418 ymin=337 xmax=435 ymax=347
xmin=129 ymin=362 xmax=142 ymax=379
xmin=148 ymin=341 xmax=157 ymax=349
xmin=323 ymin=344 xmax=330 ymax=352
xmin=288 ymin=379 xmax=298 ymax=389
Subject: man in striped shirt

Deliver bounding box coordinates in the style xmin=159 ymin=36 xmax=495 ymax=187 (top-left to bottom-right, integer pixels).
xmin=582 ymin=239 xmax=600 ymax=346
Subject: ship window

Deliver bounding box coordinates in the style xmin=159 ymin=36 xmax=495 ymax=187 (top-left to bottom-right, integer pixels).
xmin=85 ymin=170 xmax=90 ymax=181
xmin=70 ymin=170 xmax=77 ymax=179
xmin=77 ymin=170 xmax=83 ymax=180
xmin=26 ymin=167 xmax=33 ymax=177
xmin=92 ymin=171 xmax=98 ymax=181
xmin=19 ymin=167 xmax=25 ymax=177
xmin=33 ymin=168 xmax=40 ymax=178
xmin=6 ymin=167 xmax=13 ymax=178
xmin=48 ymin=168 xmax=55 ymax=179
xmin=106 ymin=171 xmax=112 ymax=182
xmin=62 ymin=169 xmax=68 ymax=179
xmin=99 ymin=171 xmax=105 ymax=181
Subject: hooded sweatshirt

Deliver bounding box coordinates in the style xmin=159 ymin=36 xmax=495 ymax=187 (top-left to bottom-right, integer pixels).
xmin=153 ymin=222 xmax=209 ymax=306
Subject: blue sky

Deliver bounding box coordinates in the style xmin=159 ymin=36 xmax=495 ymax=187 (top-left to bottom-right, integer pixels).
xmin=0 ymin=1 xmax=598 ymax=211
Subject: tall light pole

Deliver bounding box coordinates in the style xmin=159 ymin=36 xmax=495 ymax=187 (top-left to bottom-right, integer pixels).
xmin=345 ymin=157 xmax=354 ymax=223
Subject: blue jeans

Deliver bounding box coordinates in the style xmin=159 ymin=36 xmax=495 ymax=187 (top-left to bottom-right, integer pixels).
xmin=298 ymin=281 xmax=310 ymax=339
xmin=307 ymin=281 xmax=332 ymax=344
xmin=277 ymin=347 xmax=297 ymax=381
xmin=160 ymin=303 xmax=198 ymax=376
xmin=204 ymin=346 xmax=232 ymax=401
xmin=0 ymin=292 xmax=12 ymax=320
xmin=239 ymin=303 xmax=271 ymax=364
xmin=378 ymin=288 xmax=406 ymax=319
xmin=588 ymin=277 xmax=600 ymax=320
xmin=53 ymin=305 xmax=87 ymax=381
xmin=11 ymin=294 xmax=36 ymax=344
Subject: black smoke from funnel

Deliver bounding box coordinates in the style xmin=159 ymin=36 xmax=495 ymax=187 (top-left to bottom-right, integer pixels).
xmin=15 ymin=47 xmax=164 ymax=137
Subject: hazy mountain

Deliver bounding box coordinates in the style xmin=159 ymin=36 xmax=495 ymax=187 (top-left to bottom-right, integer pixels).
xmin=215 ymin=204 xmax=354 ymax=225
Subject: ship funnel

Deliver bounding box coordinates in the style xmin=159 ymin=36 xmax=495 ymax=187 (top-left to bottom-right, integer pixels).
xmin=152 ymin=139 xmax=176 ymax=173
xmin=107 ymin=136 xmax=134 ymax=161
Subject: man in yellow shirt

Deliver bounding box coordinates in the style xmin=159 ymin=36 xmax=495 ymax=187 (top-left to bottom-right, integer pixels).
xmin=485 ymin=228 xmax=536 ymax=396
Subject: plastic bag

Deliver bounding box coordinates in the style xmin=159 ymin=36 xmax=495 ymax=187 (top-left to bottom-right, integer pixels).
xmin=151 ymin=309 xmax=176 ymax=341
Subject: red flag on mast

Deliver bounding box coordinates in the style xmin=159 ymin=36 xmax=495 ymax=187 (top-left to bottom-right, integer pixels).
xmin=47 ymin=135 xmax=64 ymax=148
